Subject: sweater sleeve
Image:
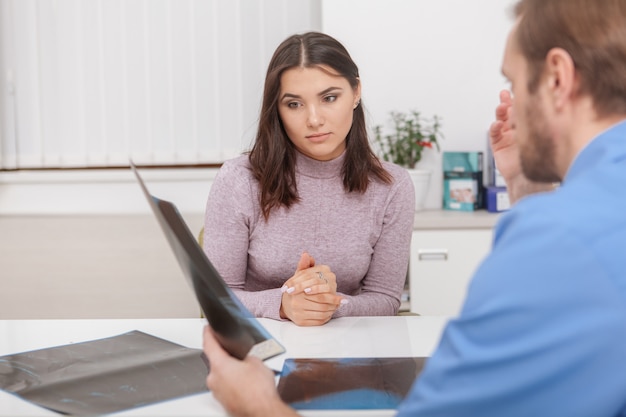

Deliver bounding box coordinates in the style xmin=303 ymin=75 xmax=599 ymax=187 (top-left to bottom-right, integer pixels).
xmin=334 ymin=168 xmax=415 ymax=317
xmin=203 ymin=158 xmax=284 ymax=320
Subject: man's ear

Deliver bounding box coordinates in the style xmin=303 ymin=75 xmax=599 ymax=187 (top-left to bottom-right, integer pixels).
xmin=544 ymin=47 xmax=576 ymax=110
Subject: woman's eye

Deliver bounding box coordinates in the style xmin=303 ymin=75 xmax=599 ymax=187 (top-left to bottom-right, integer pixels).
xmin=287 ymin=102 xmax=300 ymax=109
xmin=324 ymin=95 xmax=337 ymax=103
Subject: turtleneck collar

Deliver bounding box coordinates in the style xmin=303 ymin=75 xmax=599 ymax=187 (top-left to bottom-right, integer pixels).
xmin=295 ymin=150 xmax=346 ymax=179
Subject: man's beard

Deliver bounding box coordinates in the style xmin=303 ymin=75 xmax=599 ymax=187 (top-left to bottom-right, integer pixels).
xmin=519 ymin=96 xmax=562 ymax=183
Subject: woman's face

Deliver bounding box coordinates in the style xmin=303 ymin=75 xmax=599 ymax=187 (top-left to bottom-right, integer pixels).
xmin=277 ymin=66 xmax=360 ymax=161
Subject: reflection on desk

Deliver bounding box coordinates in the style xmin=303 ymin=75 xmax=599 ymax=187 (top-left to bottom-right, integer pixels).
xmin=0 ymin=316 xmax=449 ymax=417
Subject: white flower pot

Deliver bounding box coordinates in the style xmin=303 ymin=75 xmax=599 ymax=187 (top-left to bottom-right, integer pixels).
xmin=407 ymin=169 xmax=431 ymax=211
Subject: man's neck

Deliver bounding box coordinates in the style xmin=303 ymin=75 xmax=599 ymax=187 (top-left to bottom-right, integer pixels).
xmin=559 ymin=95 xmax=626 ymax=178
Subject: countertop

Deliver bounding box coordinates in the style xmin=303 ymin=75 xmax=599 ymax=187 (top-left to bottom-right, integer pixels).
xmin=413 ymin=209 xmax=501 ymax=230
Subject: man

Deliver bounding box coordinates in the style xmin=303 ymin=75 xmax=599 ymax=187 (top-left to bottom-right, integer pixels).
xmin=202 ymin=0 xmax=626 ymax=415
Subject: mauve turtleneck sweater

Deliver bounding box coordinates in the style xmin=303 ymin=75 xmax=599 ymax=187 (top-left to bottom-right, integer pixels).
xmin=203 ymin=151 xmax=415 ymax=321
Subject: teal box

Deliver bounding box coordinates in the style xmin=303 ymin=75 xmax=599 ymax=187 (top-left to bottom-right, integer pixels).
xmin=443 ymin=152 xmax=484 ymax=211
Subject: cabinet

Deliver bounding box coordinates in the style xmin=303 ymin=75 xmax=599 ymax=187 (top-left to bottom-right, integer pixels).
xmin=409 ymin=210 xmax=499 ymax=316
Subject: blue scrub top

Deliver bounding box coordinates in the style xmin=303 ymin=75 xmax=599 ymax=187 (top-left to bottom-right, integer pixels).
xmin=398 ymin=121 xmax=626 ymax=417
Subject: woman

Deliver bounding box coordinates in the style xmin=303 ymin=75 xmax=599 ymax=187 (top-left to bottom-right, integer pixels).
xmin=203 ymin=32 xmax=414 ymax=326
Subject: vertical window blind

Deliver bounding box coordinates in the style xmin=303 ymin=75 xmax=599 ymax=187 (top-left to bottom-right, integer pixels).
xmin=0 ymin=0 xmax=321 ymax=169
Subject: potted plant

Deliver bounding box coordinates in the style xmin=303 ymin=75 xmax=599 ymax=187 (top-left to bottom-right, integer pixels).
xmin=373 ymin=110 xmax=443 ymax=210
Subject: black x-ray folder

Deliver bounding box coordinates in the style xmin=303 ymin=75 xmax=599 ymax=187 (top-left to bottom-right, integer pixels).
xmin=131 ymin=161 xmax=285 ymax=361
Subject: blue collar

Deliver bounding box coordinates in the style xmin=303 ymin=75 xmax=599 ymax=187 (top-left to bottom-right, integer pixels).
xmin=565 ymin=119 xmax=626 ymax=183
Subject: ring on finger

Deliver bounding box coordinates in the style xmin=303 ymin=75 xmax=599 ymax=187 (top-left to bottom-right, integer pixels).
xmin=318 ymin=271 xmax=328 ymax=283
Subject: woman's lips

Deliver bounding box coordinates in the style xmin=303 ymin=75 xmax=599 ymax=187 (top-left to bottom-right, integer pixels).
xmin=306 ymin=132 xmax=331 ymax=142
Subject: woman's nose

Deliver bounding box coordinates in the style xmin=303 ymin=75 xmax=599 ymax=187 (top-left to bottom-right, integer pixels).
xmin=306 ymin=106 xmax=324 ymax=128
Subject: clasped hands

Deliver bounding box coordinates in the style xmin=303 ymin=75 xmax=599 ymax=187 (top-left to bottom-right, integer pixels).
xmin=279 ymin=252 xmax=346 ymax=326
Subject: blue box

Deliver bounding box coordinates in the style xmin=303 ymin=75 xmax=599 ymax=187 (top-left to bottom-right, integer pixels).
xmin=486 ymin=186 xmax=510 ymax=212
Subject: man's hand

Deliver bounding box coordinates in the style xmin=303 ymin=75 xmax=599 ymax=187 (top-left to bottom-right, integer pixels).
xmin=488 ymin=90 xmax=555 ymax=203
xmin=489 ymin=90 xmax=522 ymax=182
xmin=203 ymin=326 xmax=298 ymax=417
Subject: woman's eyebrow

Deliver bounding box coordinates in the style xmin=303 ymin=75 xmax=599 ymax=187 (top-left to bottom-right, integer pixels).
xmin=280 ymin=93 xmax=300 ymax=101
xmin=280 ymin=86 xmax=344 ymax=102
xmin=318 ymin=86 xmax=343 ymax=96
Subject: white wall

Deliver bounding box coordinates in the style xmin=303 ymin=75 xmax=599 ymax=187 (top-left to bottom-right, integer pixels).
xmin=0 ymin=0 xmax=518 ymax=214
xmin=322 ymin=0 xmax=517 ymax=208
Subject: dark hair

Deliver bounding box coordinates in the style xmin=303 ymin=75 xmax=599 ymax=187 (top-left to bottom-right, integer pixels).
xmin=514 ymin=0 xmax=626 ymax=117
xmin=248 ymin=31 xmax=391 ymax=220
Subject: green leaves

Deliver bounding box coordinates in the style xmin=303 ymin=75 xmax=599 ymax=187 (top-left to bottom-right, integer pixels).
xmin=373 ymin=111 xmax=443 ymax=169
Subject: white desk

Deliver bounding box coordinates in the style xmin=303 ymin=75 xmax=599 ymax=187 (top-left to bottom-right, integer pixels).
xmin=0 ymin=316 xmax=449 ymax=416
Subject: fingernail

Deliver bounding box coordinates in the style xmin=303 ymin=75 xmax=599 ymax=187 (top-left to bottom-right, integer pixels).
xmin=304 ymin=288 xmax=311 ymax=294
xmin=280 ymin=285 xmax=288 ymax=293
xmin=286 ymin=287 xmax=295 ymax=294
xmin=340 ymin=299 xmax=349 ymax=305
